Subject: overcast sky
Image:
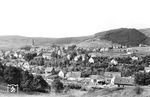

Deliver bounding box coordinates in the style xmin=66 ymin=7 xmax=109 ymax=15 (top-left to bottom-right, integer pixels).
xmin=0 ymin=0 xmax=150 ymax=38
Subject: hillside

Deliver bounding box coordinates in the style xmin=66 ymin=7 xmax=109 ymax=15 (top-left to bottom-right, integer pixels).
xmin=78 ymin=28 xmax=149 ymax=48
xmin=98 ymin=28 xmax=148 ymax=46
xmin=139 ymin=28 xmax=150 ymax=37
xmin=0 ymin=35 xmax=92 ymax=49
xmin=0 ymin=28 xmax=150 ymax=49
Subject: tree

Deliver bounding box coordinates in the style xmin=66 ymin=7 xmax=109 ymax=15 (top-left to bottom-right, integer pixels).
xmin=106 ymin=66 xmax=120 ymax=72
xmin=51 ymin=78 xmax=63 ymax=93
xmin=51 ymin=52 xmax=58 ymax=58
xmin=20 ymin=45 xmax=32 ymax=51
xmin=0 ymin=62 xmax=5 ymax=82
xmin=3 ymin=66 xmax=23 ymax=85
xmin=24 ymin=52 xmax=37 ymax=61
xmin=20 ymin=70 xmax=34 ymax=92
xmin=134 ymin=72 xmax=150 ymax=85
xmin=30 ymin=75 xmax=50 ymax=93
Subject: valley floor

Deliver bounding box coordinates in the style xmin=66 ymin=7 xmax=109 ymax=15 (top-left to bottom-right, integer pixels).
xmin=1 ymin=86 xmax=150 ymax=97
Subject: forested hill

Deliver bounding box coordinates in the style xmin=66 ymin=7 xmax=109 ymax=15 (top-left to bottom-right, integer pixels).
xmin=97 ymin=28 xmax=148 ymax=46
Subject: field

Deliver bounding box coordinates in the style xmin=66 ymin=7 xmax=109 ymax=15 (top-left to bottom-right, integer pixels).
xmin=1 ymin=86 xmax=150 ymax=97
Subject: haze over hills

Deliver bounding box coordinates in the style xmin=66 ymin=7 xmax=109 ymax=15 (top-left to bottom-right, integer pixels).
xmin=0 ymin=28 xmax=150 ymax=49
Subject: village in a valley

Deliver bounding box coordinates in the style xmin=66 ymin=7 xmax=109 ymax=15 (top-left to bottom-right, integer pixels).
xmin=0 ymin=40 xmax=150 ymax=97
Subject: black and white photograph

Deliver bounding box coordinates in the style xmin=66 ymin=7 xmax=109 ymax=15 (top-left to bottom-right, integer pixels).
xmin=0 ymin=0 xmax=150 ymax=97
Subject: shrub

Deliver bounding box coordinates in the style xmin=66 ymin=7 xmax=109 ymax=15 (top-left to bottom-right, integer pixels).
xmin=20 ymin=71 xmax=34 ymax=92
xmin=51 ymin=78 xmax=64 ymax=93
xmin=134 ymin=86 xmax=143 ymax=95
xmin=30 ymin=75 xmax=50 ymax=93
xmin=134 ymin=72 xmax=150 ymax=85
xmin=3 ymin=66 xmax=23 ymax=85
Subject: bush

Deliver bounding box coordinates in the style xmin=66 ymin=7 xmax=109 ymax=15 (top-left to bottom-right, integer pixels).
xmin=134 ymin=86 xmax=143 ymax=95
xmin=51 ymin=78 xmax=64 ymax=93
xmin=3 ymin=66 xmax=23 ymax=85
xmin=24 ymin=52 xmax=37 ymax=62
xmin=134 ymin=72 xmax=150 ymax=85
xmin=20 ymin=71 xmax=34 ymax=92
xmin=20 ymin=45 xmax=32 ymax=51
xmin=30 ymin=75 xmax=50 ymax=93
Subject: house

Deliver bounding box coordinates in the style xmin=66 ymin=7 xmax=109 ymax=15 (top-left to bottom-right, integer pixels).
xmin=145 ymin=67 xmax=150 ymax=72
xmin=110 ymin=59 xmax=118 ymax=65
xmin=34 ymin=56 xmax=43 ymax=61
xmin=100 ymin=48 xmax=105 ymax=52
xmin=5 ymin=62 xmax=15 ymax=67
xmin=81 ymin=55 xmax=85 ymax=61
xmin=126 ymin=48 xmax=138 ymax=55
xmin=104 ymin=72 xmax=121 ymax=78
xmin=22 ymin=62 xmax=30 ymax=70
xmin=90 ymin=75 xmax=105 ymax=85
xmin=89 ymin=57 xmax=94 ymax=63
xmin=45 ymin=67 xmax=55 ymax=76
xmin=104 ymin=72 xmax=121 ymax=83
xmin=67 ymin=54 xmax=71 ymax=60
xmin=42 ymin=53 xmax=52 ymax=59
xmin=113 ymin=77 xmax=135 ymax=87
xmin=66 ymin=71 xmax=81 ymax=80
xmin=131 ymin=56 xmax=139 ymax=61
xmin=58 ymin=70 xmax=67 ymax=78
xmin=74 ymin=56 xmax=79 ymax=62
xmin=57 ymin=50 xmax=61 ymax=55
xmin=13 ymin=52 xmax=18 ymax=58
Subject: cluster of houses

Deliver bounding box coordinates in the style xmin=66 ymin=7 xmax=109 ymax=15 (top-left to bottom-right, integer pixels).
xmin=44 ymin=65 xmax=135 ymax=89
xmin=0 ymin=44 xmax=145 ymax=90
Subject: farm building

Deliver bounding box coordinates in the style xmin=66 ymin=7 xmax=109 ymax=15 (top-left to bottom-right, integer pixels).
xmin=113 ymin=77 xmax=135 ymax=87
xmin=90 ymin=75 xmax=105 ymax=85
xmin=66 ymin=71 xmax=81 ymax=80
xmin=104 ymin=72 xmax=121 ymax=84
xmin=45 ymin=67 xmax=55 ymax=76
xmin=42 ymin=53 xmax=52 ymax=59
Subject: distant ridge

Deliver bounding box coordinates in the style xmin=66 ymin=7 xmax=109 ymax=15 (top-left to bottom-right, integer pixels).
xmin=99 ymin=28 xmax=147 ymax=46
xmin=0 ymin=28 xmax=150 ymax=49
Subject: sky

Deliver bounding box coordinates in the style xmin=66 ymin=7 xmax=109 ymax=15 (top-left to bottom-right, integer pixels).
xmin=0 ymin=0 xmax=150 ymax=38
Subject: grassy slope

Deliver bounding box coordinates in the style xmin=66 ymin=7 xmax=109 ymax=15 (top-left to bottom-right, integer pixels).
xmin=0 ymin=35 xmax=92 ymax=49
xmin=139 ymin=28 xmax=150 ymax=37
xmin=1 ymin=86 xmax=150 ymax=97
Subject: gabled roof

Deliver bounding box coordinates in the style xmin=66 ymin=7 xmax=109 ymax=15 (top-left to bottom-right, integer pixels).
xmin=42 ymin=52 xmax=51 ymax=56
xmin=114 ymin=77 xmax=134 ymax=85
xmin=45 ymin=67 xmax=54 ymax=72
xmin=90 ymin=75 xmax=104 ymax=81
xmin=104 ymin=72 xmax=121 ymax=78
xmin=66 ymin=71 xmax=81 ymax=78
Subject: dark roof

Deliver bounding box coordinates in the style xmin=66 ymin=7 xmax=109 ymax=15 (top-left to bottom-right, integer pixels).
xmin=114 ymin=77 xmax=134 ymax=85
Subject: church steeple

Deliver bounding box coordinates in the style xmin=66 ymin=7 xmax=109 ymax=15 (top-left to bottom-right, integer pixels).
xmin=32 ymin=39 xmax=35 ymax=46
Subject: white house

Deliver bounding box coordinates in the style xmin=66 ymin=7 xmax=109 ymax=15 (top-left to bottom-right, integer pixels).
xmin=42 ymin=53 xmax=52 ymax=59
xmin=145 ymin=67 xmax=150 ymax=72
xmin=67 ymin=54 xmax=71 ymax=60
xmin=74 ymin=56 xmax=79 ymax=62
xmin=131 ymin=56 xmax=138 ymax=61
xmin=89 ymin=57 xmax=94 ymax=63
xmin=22 ymin=62 xmax=30 ymax=70
xmin=58 ymin=70 xmax=67 ymax=78
xmin=110 ymin=59 xmax=118 ymax=65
